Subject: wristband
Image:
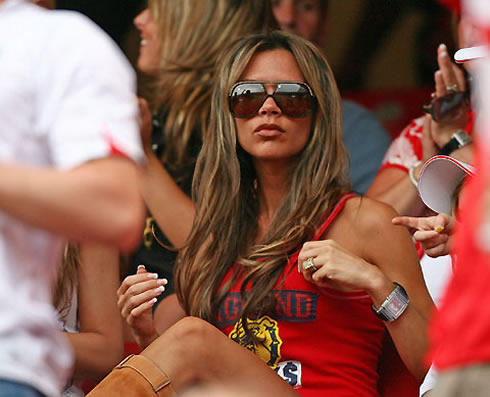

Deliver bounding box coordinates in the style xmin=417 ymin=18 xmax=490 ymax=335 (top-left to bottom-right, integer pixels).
xmin=408 ymin=161 xmax=422 ymax=188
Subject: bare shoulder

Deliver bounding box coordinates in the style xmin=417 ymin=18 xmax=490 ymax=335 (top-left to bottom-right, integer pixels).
xmin=340 ymin=196 xmax=399 ymax=235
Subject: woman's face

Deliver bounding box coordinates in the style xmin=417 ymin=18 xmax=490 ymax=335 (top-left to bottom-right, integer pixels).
xmin=233 ymin=49 xmax=313 ymax=164
xmin=134 ymin=8 xmax=161 ymax=75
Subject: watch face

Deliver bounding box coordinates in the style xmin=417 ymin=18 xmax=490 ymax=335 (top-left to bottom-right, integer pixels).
xmin=390 ymin=295 xmax=405 ymax=314
xmin=372 ymin=283 xmax=409 ymax=322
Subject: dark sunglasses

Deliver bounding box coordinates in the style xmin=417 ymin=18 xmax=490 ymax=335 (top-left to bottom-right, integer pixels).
xmin=422 ymin=90 xmax=471 ymax=122
xmin=228 ymin=81 xmax=316 ymax=119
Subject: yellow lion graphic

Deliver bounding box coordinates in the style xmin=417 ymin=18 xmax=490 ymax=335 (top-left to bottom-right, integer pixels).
xmin=229 ymin=315 xmax=283 ymax=369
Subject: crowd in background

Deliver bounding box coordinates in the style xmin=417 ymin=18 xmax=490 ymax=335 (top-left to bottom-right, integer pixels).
xmin=0 ymin=0 xmax=489 ymax=397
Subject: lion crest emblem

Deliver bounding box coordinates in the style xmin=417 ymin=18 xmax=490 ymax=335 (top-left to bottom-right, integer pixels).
xmin=228 ymin=315 xmax=282 ymax=369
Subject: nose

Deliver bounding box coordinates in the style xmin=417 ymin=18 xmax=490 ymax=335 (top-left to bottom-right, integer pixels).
xmin=259 ymin=95 xmax=282 ymax=116
xmin=134 ymin=8 xmax=149 ymax=30
xmin=273 ymin=1 xmax=296 ymax=31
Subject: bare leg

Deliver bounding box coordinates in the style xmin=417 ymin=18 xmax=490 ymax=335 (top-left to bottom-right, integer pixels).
xmin=141 ymin=317 xmax=299 ymax=395
xmin=89 ymin=317 xmax=299 ymax=396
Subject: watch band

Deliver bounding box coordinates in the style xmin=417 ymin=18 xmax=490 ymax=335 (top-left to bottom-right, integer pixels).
xmin=439 ymin=129 xmax=472 ymax=156
xmin=372 ymin=282 xmax=410 ymax=322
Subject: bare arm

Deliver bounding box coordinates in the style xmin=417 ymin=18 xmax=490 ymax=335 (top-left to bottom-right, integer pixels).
xmin=0 ymin=157 xmax=144 ymax=251
xmin=299 ymin=199 xmax=434 ymax=380
xmin=367 ymin=44 xmax=474 ymax=215
xmin=137 ymin=99 xmax=195 ymax=247
xmin=66 ymin=244 xmax=124 ymax=381
xmin=141 ymin=153 xmax=195 ymax=247
xmin=359 ymin=201 xmax=434 ymax=380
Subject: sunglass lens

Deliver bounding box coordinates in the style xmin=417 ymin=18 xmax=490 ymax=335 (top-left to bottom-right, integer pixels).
xmin=275 ymin=84 xmax=313 ymax=118
xmin=436 ymin=92 xmax=467 ymax=121
xmin=425 ymin=91 xmax=469 ymax=122
xmin=230 ymin=84 xmax=266 ymax=118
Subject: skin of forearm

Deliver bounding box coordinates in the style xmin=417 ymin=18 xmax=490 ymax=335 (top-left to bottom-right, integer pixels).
xmin=65 ymin=331 xmax=124 ymax=381
xmin=141 ymin=153 xmax=195 ymax=247
xmin=364 ymin=265 xmax=430 ymax=381
xmin=0 ymin=159 xmax=144 ymax=251
xmin=384 ymin=305 xmax=430 ymax=380
xmin=449 ymin=143 xmax=474 ymax=164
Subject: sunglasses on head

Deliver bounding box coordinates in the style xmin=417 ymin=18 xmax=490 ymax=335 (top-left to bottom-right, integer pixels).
xmin=228 ymin=81 xmax=316 ymax=119
xmin=422 ymin=90 xmax=471 ymax=122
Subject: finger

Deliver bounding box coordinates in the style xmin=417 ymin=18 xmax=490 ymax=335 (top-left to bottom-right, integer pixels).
xmin=420 ymin=234 xmax=449 ymax=250
xmin=311 ymin=264 xmax=331 ymax=283
xmin=434 ymin=213 xmax=450 ymax=233
xmin=438 ymin=44 xmax=459 ymax=91
xmin=413 ymin=230 xmax=440 ymax=242
xmin=301 ymin=268 xmax=314 ymax=283
xmin=120 ymin=284 xmax=165 ymax=318
xmin=137 ymin=264 xmax=147 ymax=274
xmin=129 ymin=298 xmax=158 ymax=320
xmin=392 ymin=216 xmax=437 ymax=231
xmin=117 ymin=277 xmax=167 ymax=309
xmin=392 ymin=216 xmax=422 ymax=229
xmin=298 ymin=240 xmax=339 ymax=271
xmin=426 ymin=244 xmax=449 ymax=258
xmin=434 ymin=70 xmax=446 ymax=97
xmin=117 ymin=272 xmax=159 ymax=296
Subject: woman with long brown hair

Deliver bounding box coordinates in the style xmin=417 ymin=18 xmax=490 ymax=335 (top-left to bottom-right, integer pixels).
xmin=97 ymin=31 xmax=433 ymax=396
xmin=121 ymin=0 xmax=277 ymax=337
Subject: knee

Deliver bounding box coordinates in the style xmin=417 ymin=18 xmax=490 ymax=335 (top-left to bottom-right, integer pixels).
xmin=142 ymin=316 xmax=221 ymax=382
xmin=171 ymin=317 xmax=218 ymax=351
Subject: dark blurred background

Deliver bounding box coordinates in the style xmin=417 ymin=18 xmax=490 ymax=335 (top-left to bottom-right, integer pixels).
xmin=56 ymin=0 xmax=458 ymax=137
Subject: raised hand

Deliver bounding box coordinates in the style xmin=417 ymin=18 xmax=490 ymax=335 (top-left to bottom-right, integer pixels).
xmin=429 ymin=43 xmax=469 ymax=148
xmin=117 ymin=264 xmax=167 ymax=349
xmin=392 ymin=213 xmax=455 ymax=258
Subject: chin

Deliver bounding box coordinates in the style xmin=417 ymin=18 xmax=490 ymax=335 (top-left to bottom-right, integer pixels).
xmin=137 ymin=61 xmax=157 ymax=76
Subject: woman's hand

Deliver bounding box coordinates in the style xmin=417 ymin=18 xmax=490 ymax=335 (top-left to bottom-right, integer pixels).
xmin=392 ymin=213 xmax=455 ymax=258
xmin=117 ymin=265 xmax=167 ymax=349
xmin=138 ymin=97 xmax=153 ymax=155
xmin=429 ymin=44 xmax=469 ymax=148
xmin=298 ymin=240 xmax=390 ymax=295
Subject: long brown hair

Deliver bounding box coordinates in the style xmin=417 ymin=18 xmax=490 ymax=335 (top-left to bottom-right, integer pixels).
xmin=176 ymin=31 xmax=349 ymax=333
xmin=53 ymin=243 xmax=79 ymax=321
xmin=146 ymin=0 xmax=276 ymax=182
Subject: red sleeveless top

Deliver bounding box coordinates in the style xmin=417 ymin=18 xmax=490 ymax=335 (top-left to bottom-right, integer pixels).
xmin=216 ymin=194 xmax=385 ymax=396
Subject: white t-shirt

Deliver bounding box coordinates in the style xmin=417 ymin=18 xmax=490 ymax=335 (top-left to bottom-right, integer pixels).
xmin=0 ymin=1 xmax=143 ymax=395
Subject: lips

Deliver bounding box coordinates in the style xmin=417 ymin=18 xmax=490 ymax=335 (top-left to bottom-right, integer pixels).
xmin=254 ymin=124 xmax=285 ymax=137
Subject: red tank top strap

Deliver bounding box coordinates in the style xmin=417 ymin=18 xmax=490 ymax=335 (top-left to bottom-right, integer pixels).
xmin=287 ymin=193 xmax=357 ymax=266
xmin=311 ymin=193 xmax=357 ymax=241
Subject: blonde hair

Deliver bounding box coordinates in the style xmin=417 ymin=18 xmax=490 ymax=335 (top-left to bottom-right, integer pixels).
xmin=147 ymin=0 xmax=276 ymax=182
xmin=176 ymin=31 xmax=349 ymax=332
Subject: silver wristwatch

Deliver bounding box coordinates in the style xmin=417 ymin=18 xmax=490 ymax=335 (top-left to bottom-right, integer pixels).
xmin=372 ymin=282 xmax=410 ymax=322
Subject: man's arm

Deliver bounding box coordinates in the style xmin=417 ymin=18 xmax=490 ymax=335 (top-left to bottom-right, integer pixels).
xmin=0 ymin=156 xmax=144 ymax=251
